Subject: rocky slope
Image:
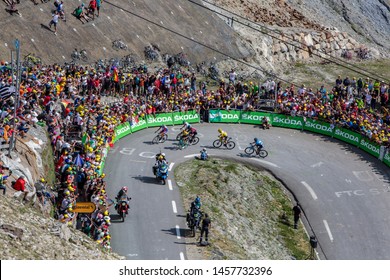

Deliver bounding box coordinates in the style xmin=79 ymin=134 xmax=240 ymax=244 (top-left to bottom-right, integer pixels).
xmin=0 ymin=193 xmax=122 ymax=260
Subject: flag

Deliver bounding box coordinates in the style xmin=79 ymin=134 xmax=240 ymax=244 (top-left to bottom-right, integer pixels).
xmin=73 ymin=154 xmax=84 ymax=167
xmin=0 ymin=85 xmax=16 ymax=100
xmin=113 ymin=68 xmax=119 ymax=83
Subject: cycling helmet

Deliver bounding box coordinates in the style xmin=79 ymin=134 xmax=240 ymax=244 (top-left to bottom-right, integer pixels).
xmin=122 ymin=186 xmax=128 ymax=192
xmin=184 ymin=122 xmax=189 ymax=126
xmin=161 ymin=153 xmax=166 ymax=157
xmin=218 ymin=128 xmax=222 ymax=133
xmin=195 ymin=196 xmax=200 ymax=203
xmin=254 ymin=138 xmax=258 ymax=142
xmin=202 ymin=148 xmax=207 ymax=152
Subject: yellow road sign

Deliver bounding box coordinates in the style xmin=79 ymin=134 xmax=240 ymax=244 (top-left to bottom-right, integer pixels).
xmin=72 ymin=202 xmax=96 ymax=213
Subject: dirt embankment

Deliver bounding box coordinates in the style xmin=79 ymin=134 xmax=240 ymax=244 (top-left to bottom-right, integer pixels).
xmin=175 ymin=158 xmax=310 ymax=260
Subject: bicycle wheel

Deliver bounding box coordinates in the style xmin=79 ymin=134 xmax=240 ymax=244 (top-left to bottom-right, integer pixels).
xmin=244 ymin=146 xmax=255 ymax=155
xmin=160 ymin=134 xmax=168 ymax=143
xmin=259 ymin=150 xmax=268 ymax=158
xmin=213 ymin=139 xmax=222 ymax=148
xmin=190 ymin=136 xmax=199 ymax=145
xmin=152 ymin=135 xmax=159 ymax=144
xmin=226 ymin=141 xmax=235 ymax=150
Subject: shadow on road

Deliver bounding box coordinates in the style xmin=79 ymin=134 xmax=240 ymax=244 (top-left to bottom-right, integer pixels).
xmin=132 ymin=175 xmax=159 ymax=184
xmin=109 ymin=213 xmax=124 ymax=223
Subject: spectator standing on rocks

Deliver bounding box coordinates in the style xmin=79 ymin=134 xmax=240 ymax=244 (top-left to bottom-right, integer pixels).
xmin=199 ymin=213 xmax=211 ymax=244
xmin=0 ymin=167 xmax=12 ymax=195
xmin=292 ymin=203 xmax=302 ymax=229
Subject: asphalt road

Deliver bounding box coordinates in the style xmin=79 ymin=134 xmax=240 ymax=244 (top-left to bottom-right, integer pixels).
xmin=105 ymin=123 xmax=390 ymax=260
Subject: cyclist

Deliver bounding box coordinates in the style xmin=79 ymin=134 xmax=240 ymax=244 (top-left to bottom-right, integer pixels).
xmin=181 ymin=121 xmax=191 ymax=132
xmin=261 ymin=117 xmax=270 ymax=129
xmin=155 ymin=124 xmax=168 ymax=140
xmin=179 ymin=129 xmax=190 ymax=149
xmin=252 ymin=137 xmax=264 ymax=153
xmin=115 ymin=186 xmax=131 ymax=213
xmin=218 ymin=128 xmax=228 ymax=145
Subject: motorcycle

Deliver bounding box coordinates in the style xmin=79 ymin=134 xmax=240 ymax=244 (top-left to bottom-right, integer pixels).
xmin=155 ymin=164 xmax=169 ymax=185
xmin=244 ymin=143 xmax=268 ymax=158
xmin=117 ymin=199 xmax=130 ymax=222
xmin=213 ymin=137 xmax=236 ymax=150
xmin=152 ymin=132 xmax=168 ymax=144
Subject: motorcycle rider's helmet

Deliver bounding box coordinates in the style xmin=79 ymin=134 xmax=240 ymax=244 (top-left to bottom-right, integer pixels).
xmin=218 ymin=128 xmax=222 ymax=133
xmin=122 ymin=186 xmax=128 ymax=192
xmin=254 ymin=138 xmax=258 ymax=142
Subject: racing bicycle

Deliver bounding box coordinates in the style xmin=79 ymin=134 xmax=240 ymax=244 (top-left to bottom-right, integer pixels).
xmin=213 ymin=137 xmax=235 ymax=150
xmin=244 ymin=143 xmax=268 ymax=158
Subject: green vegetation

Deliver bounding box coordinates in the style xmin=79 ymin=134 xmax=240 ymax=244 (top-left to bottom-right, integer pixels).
xmin=175 ymin=158 xmax=311 ymax=260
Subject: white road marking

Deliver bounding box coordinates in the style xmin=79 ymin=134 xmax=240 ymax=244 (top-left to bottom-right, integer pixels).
xmin=136 ymin=34 xmax=140 ymax=38
xmin=184 ymin=154 xmax=199 ymax=158
xmin=323 ymin=220 xmax=334 ymax=242
xmin=148 ymin=26 xmax=152 ymax=30
xmin=120 ymin=148 xmax=136 ymax=155
xmin=180 ymin=252 xmax=185 ymax=260
xmin=92 ymin=23 xmax=95 ymax=27
xmin=107 ymin=16 xmax=111 ymax=20
xmin=175 ymin=225 xmax=181 ymax=239
xmin=139 ymin=152 xmax=155 ymax=158
xmin=353 ymin=171 xmax=373 ymax=182
xmin=168 ymin=180 xmax=173 ymax=191
xmin=169 ymin=162 xmax=175 ymax=171
xmin=172 ymin=201 xmax=177 ymax=213
xmin=40 ymin=8 xmax=43 ymax=12
xmin=310 ymin=162 xmax=323 ymax=168
xmin=301 ymin=181 xmax=318 ymax=200
xmin=160 ymin=21 xmax=164 ymax=25
xmin=345 ymin=179 xmax=352 ymax=183
xmin=73 ymin=28 xmax=77 ymax=32
xmin=251 ymin=158 xmax=279 ymax=168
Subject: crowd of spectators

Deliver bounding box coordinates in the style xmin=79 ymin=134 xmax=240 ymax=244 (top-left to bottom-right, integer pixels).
xmin=0 ymin=56 xmax=389 ymax=250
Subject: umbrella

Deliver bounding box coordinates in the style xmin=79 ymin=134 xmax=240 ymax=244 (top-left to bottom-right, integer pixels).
xmin=73 ymin=154 xmax=84 ymax=167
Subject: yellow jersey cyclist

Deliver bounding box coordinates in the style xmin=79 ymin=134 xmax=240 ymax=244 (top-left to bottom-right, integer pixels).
xmin=218 ymin=128 xmax=228 ymax=145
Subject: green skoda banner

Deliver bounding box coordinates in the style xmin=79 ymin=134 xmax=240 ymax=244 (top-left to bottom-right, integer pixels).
xmin=130 ymin=117 xmax=147 ymax=133
xmin=272 ymin=114 xmax=304 ymax=130
xmin=304 ymin=119 xmax=334 ymax=137
xmin=359 ymin=138 xmax=380 ymax=158
xmin=384 ymin=152 xmax=390 ymax=167
xmin=114 ymin=122 xmax=131 ymax=142
xmin=173 ymin=110 xmax=200 ymax=125
xmin=333 ymin=127 xmax=361 ymax=146
xmin=240 ymin=111 xmax=272 ymax=125
xmin=209 ymin=110 xmax=240 ymax=123
xmin=146 ymin=113 xmax=174 ymax=127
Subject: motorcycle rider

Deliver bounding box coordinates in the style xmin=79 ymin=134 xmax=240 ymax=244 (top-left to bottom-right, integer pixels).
xmin=252 ymin=137 xmax=264 ymax=153
xmin=153 ymin=153 xmax=168 ymax=175
xmin=155 ymin=124 xmax=168 ymax=140
xmin=218 ymin=128 xmax=228 ymax=145
xmin=115 ymin=186 xmax=131 ymax=214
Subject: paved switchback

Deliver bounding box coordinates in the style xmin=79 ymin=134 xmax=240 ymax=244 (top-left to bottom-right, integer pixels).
xmin=105 ymin=123 xmax=390 ymax=260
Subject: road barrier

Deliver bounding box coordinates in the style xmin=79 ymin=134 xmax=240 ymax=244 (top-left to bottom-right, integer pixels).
xmin=98 ymin=109 xmax=390 ymax=171
xmin=207 ymin=109 xmax=389 ymax=168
